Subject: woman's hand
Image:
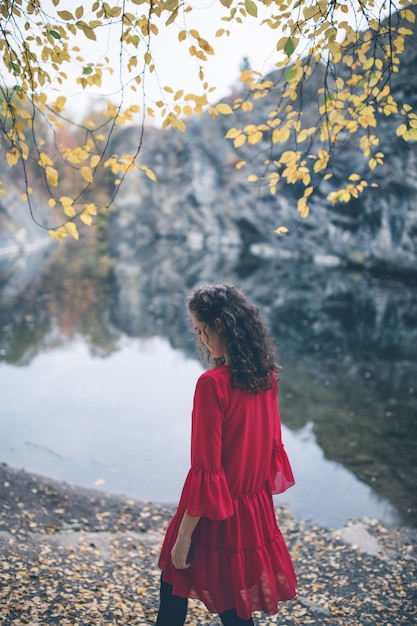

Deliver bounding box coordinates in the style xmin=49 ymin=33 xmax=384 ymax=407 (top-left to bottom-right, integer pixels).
xmin=171 ymin=535 xmax=192 ymax=569
xmin=171 ymin=512 xmax=200 ymax=569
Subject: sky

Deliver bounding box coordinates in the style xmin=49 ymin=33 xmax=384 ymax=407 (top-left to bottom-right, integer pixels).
xmin=7 ymin=0 xmax=401 ymax=131
xmin=11 ymin=0 xmax=396 ymax=126
xmin=35 ymin=0 xmax=286 ymax=123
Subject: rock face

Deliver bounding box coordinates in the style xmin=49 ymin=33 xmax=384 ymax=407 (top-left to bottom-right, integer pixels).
xmin=109 ymin=11 xmax=417 ymax=281
xmin=1 ymin=11 xmax=415 ymax=282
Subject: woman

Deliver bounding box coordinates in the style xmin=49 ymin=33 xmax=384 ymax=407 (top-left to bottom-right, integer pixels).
xmin=156 ymin=284 xmax=297 ymax=626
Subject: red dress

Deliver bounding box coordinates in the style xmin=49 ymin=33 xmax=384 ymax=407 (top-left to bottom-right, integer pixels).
xmin=158 ymin=365 xmax=297 ymax=619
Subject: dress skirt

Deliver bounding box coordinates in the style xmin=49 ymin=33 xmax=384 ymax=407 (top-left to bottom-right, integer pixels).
xmin=158 ymin=480 xmax=296 ymax=619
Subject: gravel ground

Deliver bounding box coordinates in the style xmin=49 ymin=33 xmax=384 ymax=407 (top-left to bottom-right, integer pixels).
xmin=0 ymin=463 xmax=416 ymax=626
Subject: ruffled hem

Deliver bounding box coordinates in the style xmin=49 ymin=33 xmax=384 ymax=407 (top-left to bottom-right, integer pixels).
xmin=269 ymin=443 xmax=295 ymax=495
xmin=158 ymin=484 xmax=297 ymax=620
xmin=179 ymin=464 xmax=234 ymax=520
xmin=184 ymin=534 xmax=296 ymax=618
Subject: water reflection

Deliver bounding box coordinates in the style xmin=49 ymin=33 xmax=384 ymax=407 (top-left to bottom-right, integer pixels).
xmin=0 ymin=238 xmax=416 ymax=528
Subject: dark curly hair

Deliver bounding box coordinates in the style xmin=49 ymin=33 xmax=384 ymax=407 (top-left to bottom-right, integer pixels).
xmin=188 ymin=283 xmax=281 ymax=393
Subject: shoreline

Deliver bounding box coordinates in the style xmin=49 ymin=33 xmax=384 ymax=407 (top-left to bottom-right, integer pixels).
xmin=1 ymin=462 xmax=416 ymax=625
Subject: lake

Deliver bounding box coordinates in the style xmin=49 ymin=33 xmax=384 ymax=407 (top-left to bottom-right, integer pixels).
xmin=1 ymin=237 xmax=416 ymax=529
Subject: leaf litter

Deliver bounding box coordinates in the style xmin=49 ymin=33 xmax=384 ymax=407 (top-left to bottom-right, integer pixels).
xmin=0 ymin=464 xmax=416 ymax=625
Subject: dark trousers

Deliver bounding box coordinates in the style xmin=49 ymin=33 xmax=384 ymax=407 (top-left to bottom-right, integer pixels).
xmin=155 ymin=578 xmax=255 ymax=626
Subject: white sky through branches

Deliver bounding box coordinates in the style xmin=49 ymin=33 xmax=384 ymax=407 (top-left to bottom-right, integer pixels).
xmin=17 ymin=1 xmax=391 ymax=125
xmin=37 ymin=0 xmax=282 ymax=124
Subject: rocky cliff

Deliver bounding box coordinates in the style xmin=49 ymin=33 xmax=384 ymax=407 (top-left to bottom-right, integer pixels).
xmin=1 ymin=10 xmax=416 ymax=281
xmin=109 ymin=10 xmax=417 ymax=281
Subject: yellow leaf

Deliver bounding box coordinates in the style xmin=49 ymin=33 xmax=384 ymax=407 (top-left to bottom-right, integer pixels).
xmin=6 ymin=149 xmax=19 ymax=167
xmin=234 ymin=134 xmax=246 ymax=148
xmin=401 ymin=8 xmax=416 ymax=22
xmin=60 ymin=196 xmax=73 ymax=209
xmin=57 ymin=10 xmax=74 ymax=20
xmin=245 ymin=0 xmax=258 ymax=17
xmin=297 ymin=127 xmax=316 ymax=142
xmin=139 ymin=165 xmax=157 ymax=181
xmin=240 ymin=69 xmax=255 ymax=83
xmin=279 ymin=151 xmax=298 ymax=164
xmin=38 ymin=152 xmax=53 ymax=167
xmin=51 ymin=95 xmax=66 ymax=113
xmin=313 ymin=148 xmax=330 ymax=172
xmin=338 ymin=190 xmax=351 ymax=202
xmin=275 ymin=226 xmax=289 ymax=234
xmin=272 ymin=127 xmax=291 ymax=143
xmin=396 ymin=124 xmax=407 ymax=137
xmin=172 ymin=118 xmax=186 ymax=132
xmin=49 ymin=226 xmax=67 ymax=241
xmin=80 ymin=211 xmax=93 ymax=225
xmin=225 ymin=127 xmax=241 ymax=139
xmin=66 ymin=148 xmax=89 ymax=164
xmin=20 ymin=142 xmax=29 ymax=160
xmin=235 ymin=160 xmax=246 ymax=170
xmin=398 ymin=26 xmax=414 ymax=35
xmin=242 ymin=101 xmax=253 ymax=112
xmin=276 ymin=36 xmax=288 ymax=52
xmin=81 ymin=166 xmax=94 ymax=183
xmin=77 ymin=22 xmax=97 ymax=41
xmin=90 ymin=155 xmax=100 ymax=167
xmin=248 ymin=130 xmax=263 ymax=144
xmin=247 ymin=174 xmax=258 ymax=182
xmin=216 ymin=103 xmax=233 ymax=114
xmin=46 ymin=166 xmax=59 ymax=186
xmin=362 ymin=57 xmax=375 ymax=70
xmin=63 ymin=204 xmax=76 ymax=217
xmin=303 ymin=5 xmax=318 ymax=20
xmin=83 ymin=202 xmax=97 ymax=216
xmin=65 ymin=221 xmax=79 ymax=240
xmin=297 ymin=196 xmax=309 ymax=219
xmin=48 ymin=198 xmax=56 ymax=208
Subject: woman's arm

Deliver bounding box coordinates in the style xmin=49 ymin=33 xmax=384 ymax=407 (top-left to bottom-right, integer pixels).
xmin=170 ymin=512 xmax=201 ymax=569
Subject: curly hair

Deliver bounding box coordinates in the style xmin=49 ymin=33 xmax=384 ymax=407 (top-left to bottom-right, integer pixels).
xmin=188 ymin=283 xmax=281 ymax=393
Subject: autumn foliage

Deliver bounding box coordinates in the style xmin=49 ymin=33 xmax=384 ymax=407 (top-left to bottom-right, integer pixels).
xmin=0 ymin=0 xmax=416 ymax=240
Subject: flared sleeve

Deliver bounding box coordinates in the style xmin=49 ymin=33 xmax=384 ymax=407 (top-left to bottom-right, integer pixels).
xmin=178 ymin=373 xmax=234 ymax=521
xmin=269 ymin=384 xmax=296 ymax=495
